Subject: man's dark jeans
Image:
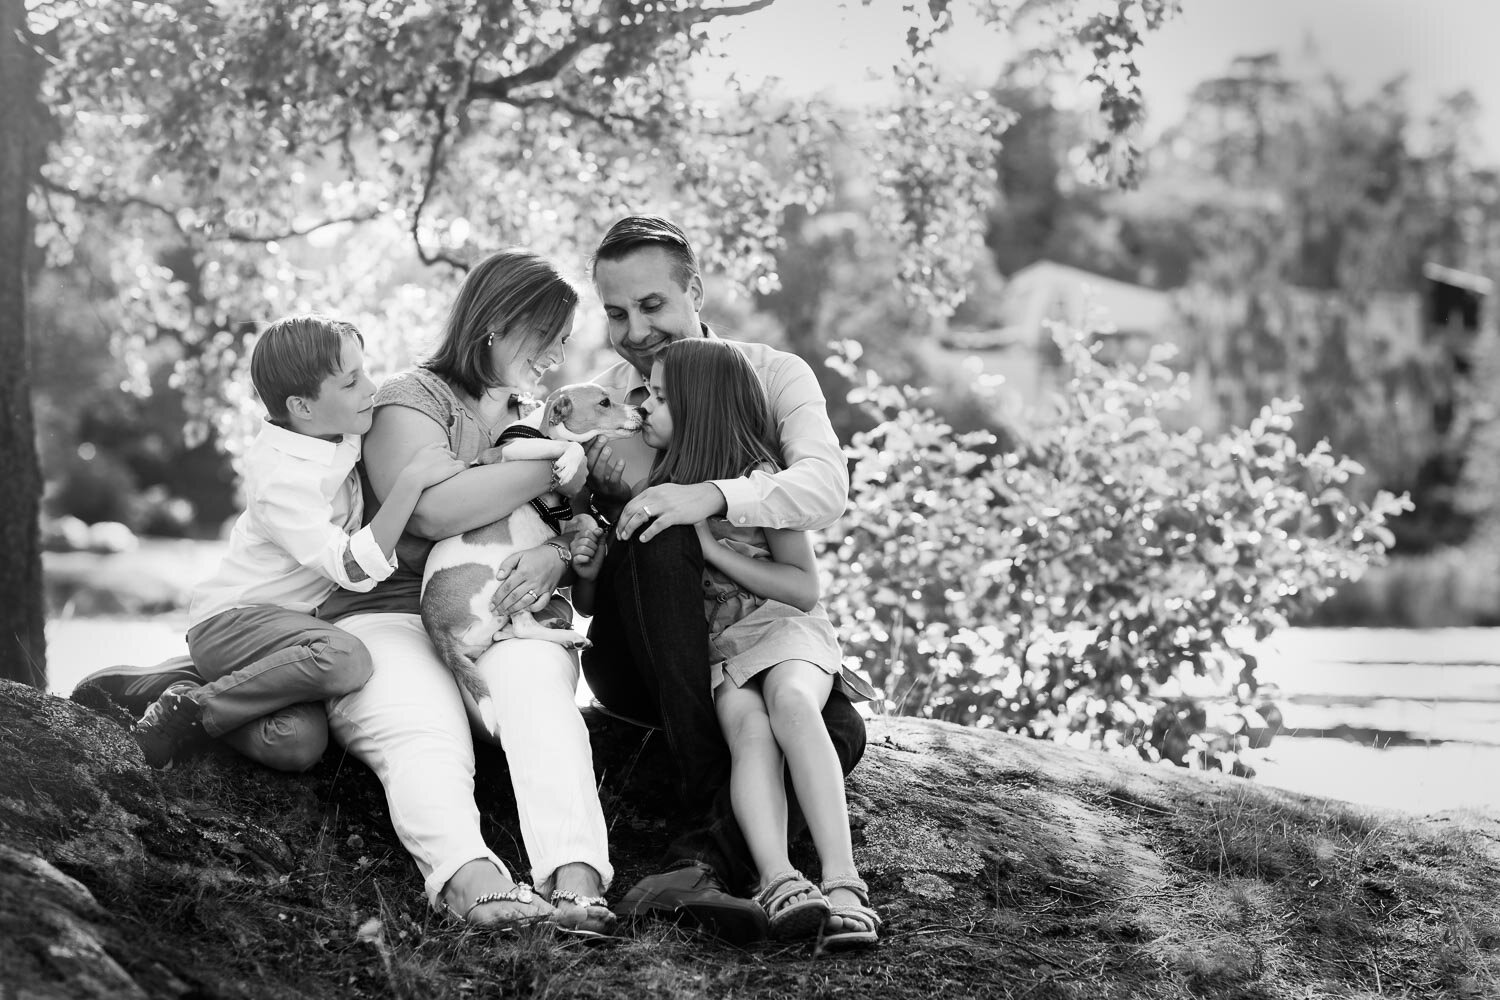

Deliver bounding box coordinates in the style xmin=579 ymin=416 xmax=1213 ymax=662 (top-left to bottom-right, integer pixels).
xmin=582 ymin=523 xmax=867 ymax=896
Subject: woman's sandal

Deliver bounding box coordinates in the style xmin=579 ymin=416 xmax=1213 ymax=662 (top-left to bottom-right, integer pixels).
xmin=549 ymin=888 xmax=618 ymax=940
xmin=754 ymin=870 xmax=831 ymax=940
xmin=441 ymin=882 xmax=548 ymax=932
xmin=818 ymin=875 xmax=881 ymax=950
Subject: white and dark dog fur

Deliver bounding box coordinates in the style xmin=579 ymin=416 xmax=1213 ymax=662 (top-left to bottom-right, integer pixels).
xmin=420 ymin=383 xmax=641 ymax=729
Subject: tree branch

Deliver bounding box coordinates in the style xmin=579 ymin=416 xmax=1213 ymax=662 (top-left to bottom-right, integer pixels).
xmin=409 ymin=101 xmax=468 ymax=272
xmin=686 ymin=1 xmax=778 ymax=23
xmin=467 ymin=23 xmax=603 ymax=103
xmin=224 ymin=209 xmax=382 ymax=243
xmin=41 ymin=176 xmax=187 ymax=234
xmin=466 ymin=1 xmax=777 ymax=105
xmin=502 ymin=93 xmax=643 ymax=136
xmin=42 ymin=176 xmax=381 ymax=244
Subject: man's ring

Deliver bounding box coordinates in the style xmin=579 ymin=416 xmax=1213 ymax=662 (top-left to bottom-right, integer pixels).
xmin=642 ymin=506 xmax=651 ymax=518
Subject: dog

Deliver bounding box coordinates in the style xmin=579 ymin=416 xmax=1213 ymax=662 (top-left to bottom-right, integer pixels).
xmin=420 ymin=383 xmax=642 ymax=730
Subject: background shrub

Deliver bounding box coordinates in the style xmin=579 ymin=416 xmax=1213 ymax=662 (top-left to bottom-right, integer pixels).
xmin=821 ymin=330 xmax=1411 ymax=771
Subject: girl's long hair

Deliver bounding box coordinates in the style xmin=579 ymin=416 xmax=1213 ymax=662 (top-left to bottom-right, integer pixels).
xmin=649 ymin=339 xmax=782 ymax=486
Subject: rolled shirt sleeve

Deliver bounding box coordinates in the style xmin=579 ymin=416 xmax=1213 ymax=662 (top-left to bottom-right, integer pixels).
xmin=256 ymin=473 xmax=396 ymax=593
xmin=712 ymin=351 xmax=849 ymax=532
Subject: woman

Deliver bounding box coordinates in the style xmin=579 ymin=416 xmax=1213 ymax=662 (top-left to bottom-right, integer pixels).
xmin=316 ymin=249 xmax=613 ymax=935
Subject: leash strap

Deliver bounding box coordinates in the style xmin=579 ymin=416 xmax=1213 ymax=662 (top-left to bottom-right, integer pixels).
xmin=497 ymin=423 xmax=573 ymax=535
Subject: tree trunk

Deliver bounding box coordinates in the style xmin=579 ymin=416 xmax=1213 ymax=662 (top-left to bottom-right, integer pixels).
xmin=0 ymin=0 xmax=47 ymax=688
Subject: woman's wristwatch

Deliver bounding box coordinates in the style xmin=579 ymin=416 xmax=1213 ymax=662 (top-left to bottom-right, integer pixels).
xmin=544 ymin=540 xmax=572 ymax=564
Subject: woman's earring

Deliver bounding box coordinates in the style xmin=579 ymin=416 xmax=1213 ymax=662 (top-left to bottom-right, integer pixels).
xmin=486 ymin=331 xmax=495 ymax=347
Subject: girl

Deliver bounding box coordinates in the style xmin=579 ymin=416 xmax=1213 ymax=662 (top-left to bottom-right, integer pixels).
xmin=581 ymin=337 xmax=881 ymax=949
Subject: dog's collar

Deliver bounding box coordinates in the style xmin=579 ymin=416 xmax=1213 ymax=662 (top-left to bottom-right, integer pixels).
xmin=496 ymin=424 xmax=548 ymax=444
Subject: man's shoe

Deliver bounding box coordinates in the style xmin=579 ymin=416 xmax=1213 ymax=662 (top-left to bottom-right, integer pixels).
xmin=72 ymin=655 xmax=203 ymax=717
xmin=614 ymin=860 xmax=768 ymax=945
xmin=133 ymin=681 xmax=206 ymax=768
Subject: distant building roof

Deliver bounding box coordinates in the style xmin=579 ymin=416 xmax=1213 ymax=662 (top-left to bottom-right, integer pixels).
xmin=939 ymin=260 xmax=1175 ymax=350
xmin=1422 ymin=262 xmax=1493 ymax=297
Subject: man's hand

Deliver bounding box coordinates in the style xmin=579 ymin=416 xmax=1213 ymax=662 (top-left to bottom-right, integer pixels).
xmin=584 ymin=437 xmax=632 ymax=501
xmin=616 ymin=482 xmax=727 ymax=543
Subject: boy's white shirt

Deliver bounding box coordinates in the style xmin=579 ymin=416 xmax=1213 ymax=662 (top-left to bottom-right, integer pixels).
xmin=188 ymin=421 xmax=395 ymax=629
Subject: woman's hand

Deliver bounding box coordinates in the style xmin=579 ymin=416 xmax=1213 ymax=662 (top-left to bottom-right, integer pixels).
xmin=491 ymin=544 xmax=569 ymax=615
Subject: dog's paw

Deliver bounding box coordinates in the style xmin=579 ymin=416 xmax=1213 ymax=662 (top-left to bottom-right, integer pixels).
xmin=552 ymin=442 xmax=586 ymax=488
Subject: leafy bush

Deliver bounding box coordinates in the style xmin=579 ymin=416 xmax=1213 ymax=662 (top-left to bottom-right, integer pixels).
xmin=821 ymin=331 xmax=1411 ymax=771
xmin=45 ymin=448 xmax=140 ymax=526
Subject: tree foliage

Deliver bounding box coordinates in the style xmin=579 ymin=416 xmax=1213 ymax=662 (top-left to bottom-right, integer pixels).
xmin=1163 ymin=56 xmax=1500 ymax=553
xmin=11 ymin=0 xmax=1187 ymax=690
xmin=822 ymin=331 xmax=1409 ymax=770
xmin=25 ymin=0 xmax=1181 ymax=439
xmin=981 ymin=50 xmax=1500 ymax=565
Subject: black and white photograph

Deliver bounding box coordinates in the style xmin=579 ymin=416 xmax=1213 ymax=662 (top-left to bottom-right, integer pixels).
xmin=3 ymin=1 xmax=1497 ymax=997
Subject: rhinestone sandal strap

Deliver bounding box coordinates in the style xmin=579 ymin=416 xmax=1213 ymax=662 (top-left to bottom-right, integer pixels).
xmin=465 ymin=883 xmax=536 ymax=919
xmin=550 ymin=889 xmax=609 ymax=909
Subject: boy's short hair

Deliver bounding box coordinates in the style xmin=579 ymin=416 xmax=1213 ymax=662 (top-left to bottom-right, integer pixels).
xmin=250 ymin=315 xmax=363 ymax=423
xmin=591 ymin=216 xmax=700 ymax=290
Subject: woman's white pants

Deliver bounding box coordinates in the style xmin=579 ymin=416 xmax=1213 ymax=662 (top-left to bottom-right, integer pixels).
xmin=326 ymin=612 xmax=612 ymax=906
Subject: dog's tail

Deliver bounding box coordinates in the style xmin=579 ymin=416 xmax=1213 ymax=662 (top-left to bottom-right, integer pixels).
xmin=429 ymin=631 xmax=490 ymax=706
xmin=421 ymin=596 xmax=493 ymax=711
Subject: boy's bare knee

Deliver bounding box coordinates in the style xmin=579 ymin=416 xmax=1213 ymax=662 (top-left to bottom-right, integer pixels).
xmin=316 ymin=631 xmax=374 ymax=693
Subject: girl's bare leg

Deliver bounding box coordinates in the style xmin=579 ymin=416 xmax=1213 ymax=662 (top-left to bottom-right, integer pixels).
xmin=761 ymin=660 xmax=865 ymax=917
xmin=714 ymin=681 xmax=791 ymax=886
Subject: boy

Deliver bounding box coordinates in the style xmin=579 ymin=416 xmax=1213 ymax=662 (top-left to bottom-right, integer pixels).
xmin=132 ymin=315 xmax=461 ymax=770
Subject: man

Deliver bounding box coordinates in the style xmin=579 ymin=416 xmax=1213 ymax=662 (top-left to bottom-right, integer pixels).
xmin=580 ymin=215 xmax=867 ymax=945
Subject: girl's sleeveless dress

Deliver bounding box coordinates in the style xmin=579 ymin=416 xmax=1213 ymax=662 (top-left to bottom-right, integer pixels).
xmin=702 ymin=517 xmax=879 ymax=703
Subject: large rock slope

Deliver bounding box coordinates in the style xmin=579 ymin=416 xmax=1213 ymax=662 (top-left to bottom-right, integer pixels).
xmin=1 ymin=679 xmax=1497 ymax=999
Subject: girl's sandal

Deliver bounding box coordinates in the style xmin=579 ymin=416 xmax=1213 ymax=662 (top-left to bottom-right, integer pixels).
xmin=818 ymin=875 xmax=881 ymax=951
xmin=442 ymin=882 xmax=548 ymax=932
xmin=755 ymin=870 xmax=830 ymax=940
xmin=549 ymin=888 xmax=618 ymax=940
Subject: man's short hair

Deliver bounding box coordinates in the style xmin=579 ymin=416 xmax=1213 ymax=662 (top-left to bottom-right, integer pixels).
xmin=591 ymin=215 xmax=700 ymax=289
xmin=250 ymin=314 xmax=362 ymax=423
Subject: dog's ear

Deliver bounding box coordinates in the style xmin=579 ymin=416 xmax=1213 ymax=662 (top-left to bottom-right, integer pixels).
xmin=545 ymin=393 xmax=573 ymax=428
